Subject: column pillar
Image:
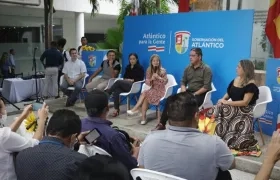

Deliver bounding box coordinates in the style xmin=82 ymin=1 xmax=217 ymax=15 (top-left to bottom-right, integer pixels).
xmin=75 ymin=12 xmax=85 ymax=49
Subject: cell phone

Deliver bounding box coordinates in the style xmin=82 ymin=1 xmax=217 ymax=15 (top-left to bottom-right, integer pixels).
xmin=32 ymin=102 xmax=44 ymax=111
xmin=84 ymin=129 xmax=101 ymax=144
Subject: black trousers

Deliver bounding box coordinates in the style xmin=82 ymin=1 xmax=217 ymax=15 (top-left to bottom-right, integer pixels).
xmin=107 ymin=80 xmax=132 ymax=110
xmin=159 ymin=92 xmax=206 ymax=126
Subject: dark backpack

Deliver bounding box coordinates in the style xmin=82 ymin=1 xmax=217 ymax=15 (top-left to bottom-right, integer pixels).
xmin=112 ymin=126 xmax=133 ymax=151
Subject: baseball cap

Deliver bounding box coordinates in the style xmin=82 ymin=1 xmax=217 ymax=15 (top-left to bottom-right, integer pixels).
xmin=85 ymin=89 xmax=109 ymax=112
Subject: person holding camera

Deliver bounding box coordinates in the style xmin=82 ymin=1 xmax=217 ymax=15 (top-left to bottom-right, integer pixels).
xmin=81 ymin=89 xmax=140 ymax=171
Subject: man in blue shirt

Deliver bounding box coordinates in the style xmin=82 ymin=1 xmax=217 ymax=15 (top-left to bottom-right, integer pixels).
xmin=81 ymin=89 xmax=139 ymax=171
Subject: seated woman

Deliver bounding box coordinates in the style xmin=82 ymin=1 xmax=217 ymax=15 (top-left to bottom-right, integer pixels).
xmin=127 ymin=54 xmax=168 ymax=125
xmin=106 ymin=53 xmax=144 ymax=117
xmin=207 ymin=59 xmax=259 ymax=151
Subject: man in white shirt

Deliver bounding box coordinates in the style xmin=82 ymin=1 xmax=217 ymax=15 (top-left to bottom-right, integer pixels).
xmin=61 ymin=48 xmax=87 ymax=107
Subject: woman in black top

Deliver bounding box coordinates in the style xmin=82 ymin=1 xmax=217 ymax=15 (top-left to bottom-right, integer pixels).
xmin=207 ymin=59 xmax=259 ymax=152
xmin=106 ymin=53 xmax=144 ymax=117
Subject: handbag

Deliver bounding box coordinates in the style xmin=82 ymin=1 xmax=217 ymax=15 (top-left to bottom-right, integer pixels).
xmin=198 ymin=108 xmax=216 ymax=135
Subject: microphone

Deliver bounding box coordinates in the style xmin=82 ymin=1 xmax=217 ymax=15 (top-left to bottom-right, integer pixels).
xmin=34 ymin=47 xmax=38 ymax=50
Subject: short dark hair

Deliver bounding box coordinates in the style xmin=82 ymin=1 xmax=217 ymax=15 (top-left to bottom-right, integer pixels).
xmin=50 ymin=41 xmax=57 ymax=47
xmin=167 ymin=91 xmax=198 ymax=121
xmin=75 ymin=155 xmax=130 ymax=180
xmin=191 ymin=48 xmax=203 ymax=59
xmin=85 ymin=89 xmax=109 ymax=117
xmin=9 ymin=49 xmax=14 ymax=53
xmin=69 ymin=48 xmax=77 ymax=54
xmin=106 ymin=50 xmax=116 ymax=56
xmin=81 ymin=37 xmax=86 ymax=40
xmin=46 ymin=109 xmax=81 ymax=138
xmin=57 ymin=38 xmax=67 ymax=48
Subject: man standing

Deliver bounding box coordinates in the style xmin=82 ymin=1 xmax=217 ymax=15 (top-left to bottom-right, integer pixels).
xmin=155 ymin=47 xmax=212 ymax=130
xmin=57 ymin=38 xmax=70 ymax=98
xmin=40 ymin=41 xmax=63 ymax=98
xmin=61 ymin=48 xmax=87 ymax=107
xmin=86 ymin=50 xmax=121 ymax=92
xmin=138 ymin=92 xmax=235 ymax=180
xmin=9 ymin=49 xmax=16 ymax=77
xmin=77 ymin=37 xmax=87 ymax=58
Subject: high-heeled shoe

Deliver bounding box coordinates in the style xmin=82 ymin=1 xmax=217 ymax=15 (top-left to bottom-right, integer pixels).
xmin=111 ymin=109 xmax=120 ymax=117
xmin=127 ymin=110 xmax=139 ymax=115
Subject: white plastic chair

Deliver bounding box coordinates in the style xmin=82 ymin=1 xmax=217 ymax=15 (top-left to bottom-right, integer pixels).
xmin=253 ymin=86 xmax=272 ymax=145
xmin=141 ymin=74 xmax=178 ymax=118
xmin=98 ymin=74 xmax=122 ymax=91
xmin=78 ymin=144 xmax=112 ymax=157
xmin=60 ymin=74 xmax=89 ymax=102
xmin=177 ymin=83 xmax=217 ymax=110
xmin=120 ymin=79 xmax=145 ymax=110
xmin=131 ymin=168 xmax=186 ymax=180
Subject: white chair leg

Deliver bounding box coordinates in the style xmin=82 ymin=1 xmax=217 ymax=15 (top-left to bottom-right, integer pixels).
xmin=257 ymin=118 xmax=265 ymax=145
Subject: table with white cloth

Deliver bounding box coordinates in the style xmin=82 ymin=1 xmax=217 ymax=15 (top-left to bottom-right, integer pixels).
xmin=2 ymin=78 xmax=45 ymax=103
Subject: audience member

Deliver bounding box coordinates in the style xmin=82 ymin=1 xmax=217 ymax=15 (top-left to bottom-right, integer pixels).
xmin=207 ymin=59 xmax=259 ymax=152
xmin=127 ymin=54 xmax=168 ymax=125
xmin=86 ymin=50 xmax=121 ymax=91
xmin=9 ymin=49 xmax=16 ymax=77
xmin=0 ymin=103 xmax=48 ymax=180
xmin=75 ymin=154 xmax=130 ymax=180
xmin=0 ymin=52 xmax=12 ymax=79
xmin=61 ymin=48 xmax=87 ymax=107
xmin=255 ymin=130 xmax=280 ymax=180
xmin=156 ymin=47 xmax=212 ymax=130
xmin=77 ymin=37 xmax=88 ymax=57
xmin=40 ymin=41 xmax=64 ymax=98
xmin=15 ymin=109 xmax=87 ymax=180
xmin=106 ymin=53 xmax=144 ymax=117
xmin=0 ymin=98 xmax=7 ymax=128
xmin=57 ymin=38 xmax=70 ymax=98
xmin=81 ymin=89 xmax=139 ymax=171
xmin=138 ymin=91 xmax=235 ymax=180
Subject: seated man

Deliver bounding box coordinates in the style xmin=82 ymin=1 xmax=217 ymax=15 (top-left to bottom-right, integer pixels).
xmin=85 ymin=50 xmax=121 ymax=92
xmin=61 ymin=48 xmax=87 ymax=107
xmin=15 ymin=109 xmax=88 ymax=180
xmin=81 ymin=89 xmax=139 ymax=171
xmin=156 ymin=47 xmax=212 ymax=130
xmin=138 ymin=91 xmax=235 ymax=180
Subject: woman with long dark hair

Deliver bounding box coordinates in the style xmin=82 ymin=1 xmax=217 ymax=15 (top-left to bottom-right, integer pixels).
xmin=106 ymin=53 xmax=144 ymax=117
xmin=127 ymin=54 xmax=168 ymax=125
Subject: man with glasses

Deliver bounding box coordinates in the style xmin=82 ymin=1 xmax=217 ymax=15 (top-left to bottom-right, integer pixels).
xmin=155 ymin=47 xmax=212 ymax=130
xmin=86 ymin=50 xmax=121 ymax=92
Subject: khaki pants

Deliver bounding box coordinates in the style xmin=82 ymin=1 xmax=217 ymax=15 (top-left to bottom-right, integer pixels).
xmin=43 ymin=67 xmax=58 ymax=97
xmin=86 ymin=76 xmax=109 ymax=92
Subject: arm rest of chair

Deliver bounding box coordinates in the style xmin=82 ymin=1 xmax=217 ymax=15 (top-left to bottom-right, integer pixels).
xmin=129 ymin=80 xmax=145 ymax=94
xmin=253 ymin=101 xmax=272 ymax=118
xmin=162 ymin=84 xmax=177 ymax=99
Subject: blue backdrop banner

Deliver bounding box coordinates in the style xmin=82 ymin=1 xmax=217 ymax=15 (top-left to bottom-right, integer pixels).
xmin=82 ymin=50 xmax=108 ymax=78
xmin=259 ymin=59 xmax=280 ymax=136
xmin=122 ymin=10 xmax=254 ymax=103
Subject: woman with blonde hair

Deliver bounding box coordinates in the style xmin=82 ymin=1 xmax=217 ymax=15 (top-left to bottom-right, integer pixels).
xmin=127 ymin=54 xmax=168 ymax=125
xmin=207 ymin=59 xmax=259 ymax=151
